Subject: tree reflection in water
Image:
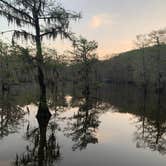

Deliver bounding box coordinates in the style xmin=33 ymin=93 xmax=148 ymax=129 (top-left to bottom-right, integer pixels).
xmin=65 ymin=89 xmax=109 ymax=151
xmin=13 ymin=102 xmax=61 ymax=166
xmin=2 ymin=81 xmax=166 ymax=165
xmin=100 ymin=85 xmax=166 ymax=155
xmin=134 ymin=91 xmax=166 ymax=155
xmin=0 ymin=92 xmax=26 ymax=139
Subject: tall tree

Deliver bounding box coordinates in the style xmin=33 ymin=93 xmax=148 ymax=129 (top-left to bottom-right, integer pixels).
xmin=70 ymin=36 xmax=98 ymax=97
xmin=0 ymin=0 xmax=80 ymax=115
xmin=135 ymin=34 xmax=150 ymax=92
xmin=148 ymin=29 xmax=166 ymax=93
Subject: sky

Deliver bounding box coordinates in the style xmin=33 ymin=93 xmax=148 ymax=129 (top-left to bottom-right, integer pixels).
xmin=0 ymin=0 xmax=166 ymax=59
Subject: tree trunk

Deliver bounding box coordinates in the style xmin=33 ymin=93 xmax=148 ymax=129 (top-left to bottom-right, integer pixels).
xmin=34 ymin=14 xmax=51 ymax=116
xmin=37 ymin=112 xmax=51 ymax=166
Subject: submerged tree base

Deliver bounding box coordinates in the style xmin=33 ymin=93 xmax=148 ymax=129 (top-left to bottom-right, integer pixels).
xmin=36 ymin=101 xmax=52 ymax=119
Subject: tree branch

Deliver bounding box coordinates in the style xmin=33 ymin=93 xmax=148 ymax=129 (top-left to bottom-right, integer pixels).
xmin=0 ymin=0 xmax=34 ymax=21
xmin=0 ymin=9 xmax=35 ymax=26
xmin=40 ymin=28 xmax=74 ymax=41
xmin=0 ymin=30 xmax=16 ymax=34
xmin=0 ymin=29 xmax=36 ymax=42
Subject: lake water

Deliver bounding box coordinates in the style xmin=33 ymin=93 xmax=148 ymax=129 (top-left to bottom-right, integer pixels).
xmin=0 ymin=84 xmax=166 ymax=166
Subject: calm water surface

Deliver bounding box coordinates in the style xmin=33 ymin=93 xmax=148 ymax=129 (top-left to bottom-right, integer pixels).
xmin=0 ymin=84 xmax=166 ymax=166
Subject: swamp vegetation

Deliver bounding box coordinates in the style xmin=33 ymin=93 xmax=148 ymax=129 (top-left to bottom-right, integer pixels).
xmin=0 ymin=0 xmax=166 ymax=166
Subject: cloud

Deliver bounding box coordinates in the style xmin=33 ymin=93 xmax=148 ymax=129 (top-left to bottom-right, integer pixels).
xmin=90 ymin=13 xmax=112 ymax=29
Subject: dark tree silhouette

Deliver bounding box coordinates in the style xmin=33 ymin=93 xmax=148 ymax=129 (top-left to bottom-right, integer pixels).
xmin=148 ymin=29 xmax=166 ymax=93
xmin=70 ymin=37 xmax=98 ymax=97
xmin=65 ymin=77 xmax=109 ymax=151
xmin=0 ymin=0 xmax=80 ymax=115
xmin=135 ymin=34 xmax=150 ymax=91
xmin=13 ymin=103 xmax=61 ymax=166
xmin=134 ymin=94 xmax=166 ymax=155
xmin=66 ymin=96 xmax=100 ymax=151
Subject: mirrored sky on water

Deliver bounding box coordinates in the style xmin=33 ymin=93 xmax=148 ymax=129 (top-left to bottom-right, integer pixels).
xmin=1 ymin=103 xmax=166 ymax=166
xmin=0 ymin=0 xmax=166 ymax=58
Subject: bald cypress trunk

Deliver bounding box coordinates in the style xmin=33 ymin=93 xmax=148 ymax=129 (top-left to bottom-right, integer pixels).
xmin=34 ymin=12 xmax=51 ymax=117
xmin=37 ymin=110 xmax=51 ymax=166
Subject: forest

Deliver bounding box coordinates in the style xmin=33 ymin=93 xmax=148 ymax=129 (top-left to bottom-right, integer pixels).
xmin=1 ymin=29 xmax=166 ymax=94
xmin=0 ymin=1 xmax=166 ymax=166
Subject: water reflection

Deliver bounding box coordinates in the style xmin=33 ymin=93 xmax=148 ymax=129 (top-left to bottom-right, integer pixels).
xmin=13 ymin=102 xmax=61 ymax=166
xmin=134 ymin=92 xmax=166 ymax=155
xmin=1 ymin=84 xmax=166 ymax=166
xmin=65 ymin=85 xmax=110 ymax=151
xmin=0 ymin=92 xmax=25 ymax=139
xmin=66 ymin=97 xmax=99 ymax=150
xmin=101 ymin=85 xmax=166 ymax=155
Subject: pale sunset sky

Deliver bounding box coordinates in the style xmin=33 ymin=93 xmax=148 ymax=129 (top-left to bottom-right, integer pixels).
xmin=0 ymin=0 xmax=166 ymax=59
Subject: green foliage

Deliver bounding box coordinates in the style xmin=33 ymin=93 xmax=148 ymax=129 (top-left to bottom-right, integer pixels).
xmin=99 ymin=44 xmax=166 ymax=86
xmin=0 ymin=41 xmax=34 ymax=84
xmin=68 ymin=37 xmax=100 ymax=96
xmin=0 ymin=40 xmax=68 ymax=86
xmin=71 ymin=36 xmax=98 ymax=62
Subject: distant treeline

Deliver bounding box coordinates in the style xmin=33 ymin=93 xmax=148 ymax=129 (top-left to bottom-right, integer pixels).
xmin=0 ymin=39 xmax=99 ymax=96
xmin=1 ymin=38 xmax=166 ymax=90
xmin=98 ymin=44 xmax=166 ymax=87
xmin=0 ymin=40 xmax=68 ymax=84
